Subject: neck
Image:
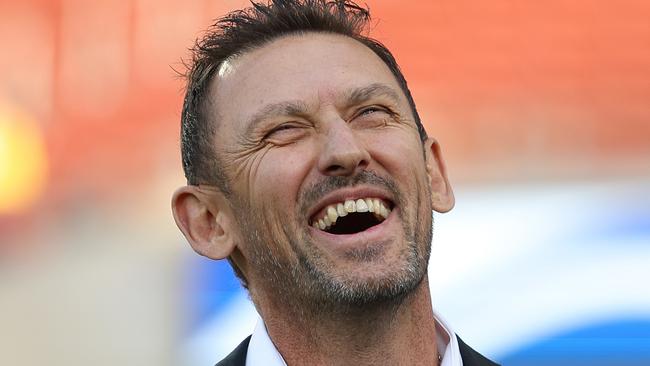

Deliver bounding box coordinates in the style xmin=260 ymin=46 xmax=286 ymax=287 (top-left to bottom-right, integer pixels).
xmin=257 ymin=277 xmax=439 ymax=366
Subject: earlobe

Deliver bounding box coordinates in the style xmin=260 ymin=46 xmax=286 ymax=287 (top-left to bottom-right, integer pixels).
xmin=424 ymin=138 xmax=455 ymax=213
xmin=171 ymin=186 xmax=237 ymax=260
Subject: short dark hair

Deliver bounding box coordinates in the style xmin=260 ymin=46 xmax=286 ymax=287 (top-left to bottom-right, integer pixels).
xmin=180 ymin=0 xmax=427 ymax=192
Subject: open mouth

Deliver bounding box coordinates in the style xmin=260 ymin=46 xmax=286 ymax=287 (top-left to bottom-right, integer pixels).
xmin=310 ymin=198 xmax=393 ymax=235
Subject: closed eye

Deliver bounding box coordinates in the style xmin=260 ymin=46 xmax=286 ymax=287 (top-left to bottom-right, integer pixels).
xmin=350 ymin=106 xmax=394 ymax=129
xmin=358 ymin=106 xmax=388 ymax=116
xmin=263 ymin=122 xmax=308 ymax=143
xmin=271 ymin=123 xmax=297 ymax=133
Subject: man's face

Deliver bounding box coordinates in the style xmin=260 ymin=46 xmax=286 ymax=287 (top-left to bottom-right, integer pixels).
xmin=210 ymin=33 xmax=437 ymax=309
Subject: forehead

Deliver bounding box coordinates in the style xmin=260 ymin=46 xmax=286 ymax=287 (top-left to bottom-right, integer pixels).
xmin=208 ymin=33 xmax=405 ymax=134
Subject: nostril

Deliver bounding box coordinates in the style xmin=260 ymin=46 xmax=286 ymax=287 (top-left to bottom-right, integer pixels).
xmin=318 ymin=137 xmax=371 ymax=176
xmin=357 ymin=158 xmax=369 ymax=170
xmin=324 ymin=158 xmax=368 ymax=176
xmin=326 ymin=164 xmax=345 ymax=174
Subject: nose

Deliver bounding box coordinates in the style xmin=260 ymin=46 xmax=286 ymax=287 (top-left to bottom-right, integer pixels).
xmin=317 ymin=120 xmax=370 ymax=176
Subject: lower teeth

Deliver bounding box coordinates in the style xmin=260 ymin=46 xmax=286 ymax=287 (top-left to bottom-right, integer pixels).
xmin=322 ymin=212 xmax=382 ymax=234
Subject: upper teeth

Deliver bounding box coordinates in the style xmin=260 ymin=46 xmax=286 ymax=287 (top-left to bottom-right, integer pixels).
xmin=312 ymin=198 xmax=391 ymax=230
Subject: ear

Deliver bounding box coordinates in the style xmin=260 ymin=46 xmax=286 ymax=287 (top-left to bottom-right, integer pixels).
xmin=423 ymin=138 xmax=455 ymax=213
xmin=171 ymin=185 xmax=237 ymax=260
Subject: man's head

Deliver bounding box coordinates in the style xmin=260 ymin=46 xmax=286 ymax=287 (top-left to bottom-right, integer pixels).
xmin=180 ymin=0 xmax=427 ymax=192
xmin=172 ymin=0 xmax=454 ymax=315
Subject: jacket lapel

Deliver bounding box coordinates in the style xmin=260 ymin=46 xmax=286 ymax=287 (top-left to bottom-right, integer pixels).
xmin=215 ymin=336 xmax=251 ymax=366
xmin=457 ymin=336 xmax=500 ymax=366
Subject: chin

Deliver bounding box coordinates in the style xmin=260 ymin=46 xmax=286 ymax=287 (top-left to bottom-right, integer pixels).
xmin=301 ymin=248 xmax=429 ymax=308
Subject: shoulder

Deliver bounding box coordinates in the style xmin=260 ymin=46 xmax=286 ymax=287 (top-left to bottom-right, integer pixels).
xmin=215 ymin=336 xmax=252 ymax=366
xmin=457 ymin=336 xmax=501 ymax=366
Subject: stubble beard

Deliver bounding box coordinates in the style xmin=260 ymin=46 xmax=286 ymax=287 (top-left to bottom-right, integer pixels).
xmin=236 ymin=171 xmax=433 ymax=316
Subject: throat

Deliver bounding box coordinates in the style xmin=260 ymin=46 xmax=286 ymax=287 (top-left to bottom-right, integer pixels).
xmin=264 ymin=290 xmax=439 ymax=366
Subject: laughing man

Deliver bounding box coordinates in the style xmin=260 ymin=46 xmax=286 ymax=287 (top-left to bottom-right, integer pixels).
xmin=172 ymin=1 xmax=499 ymax=365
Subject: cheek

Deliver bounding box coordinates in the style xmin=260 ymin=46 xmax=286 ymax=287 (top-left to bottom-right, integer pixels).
xmin=249 ymin=148 xmax=315 ymax=259
xmin=253 ymin=145 xmax=316 ymax=214
xmin=367 ymin=131 xmax=430 ymax=212
xmin=369 ymin=132 xmax=426 ymax=180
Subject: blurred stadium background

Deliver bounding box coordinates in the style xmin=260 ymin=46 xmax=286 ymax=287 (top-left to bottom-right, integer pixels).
xmin=1 ymin=0 xmax=649 ymax=365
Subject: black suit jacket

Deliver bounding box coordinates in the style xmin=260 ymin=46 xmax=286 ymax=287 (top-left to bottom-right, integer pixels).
xmin=216 ymin=335 xmax=500 ymax=366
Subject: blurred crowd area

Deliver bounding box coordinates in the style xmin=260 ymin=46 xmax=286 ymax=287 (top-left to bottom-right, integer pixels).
xmin=1 ymin=1 xmax=649 ymax=365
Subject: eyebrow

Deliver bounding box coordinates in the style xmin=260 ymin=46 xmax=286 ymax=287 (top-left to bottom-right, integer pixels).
xmin=345 ymin=83 xmax=402 ymax=107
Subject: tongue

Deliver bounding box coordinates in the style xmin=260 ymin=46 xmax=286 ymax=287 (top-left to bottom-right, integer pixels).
xmin=328 ymin=212 xmax=381 ymax=235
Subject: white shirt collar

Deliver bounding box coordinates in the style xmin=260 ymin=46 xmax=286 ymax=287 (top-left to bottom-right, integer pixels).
xmin=246 ymin=310 xmax=463 ymax=366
